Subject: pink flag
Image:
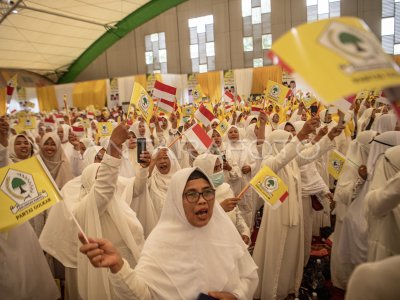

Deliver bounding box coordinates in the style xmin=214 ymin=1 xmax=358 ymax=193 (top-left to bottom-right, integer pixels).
xmin=194 ymin=104 xmax=215 ymax=127
xmin=183 ymin=123 xmax=213 ymax=153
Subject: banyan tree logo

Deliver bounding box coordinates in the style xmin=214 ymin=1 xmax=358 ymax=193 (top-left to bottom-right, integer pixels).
xmin=270 ymin=85 xmax=281 ymax=99
xmin=319 ymin=21 xmax=392 ymax=74
xmin=259 ymin=176 xmax=279 ymax=198
xmin=139 ymin=93 xmax=150 ymax=111
xmin=1 ymin=169 xmax=46 ymax=214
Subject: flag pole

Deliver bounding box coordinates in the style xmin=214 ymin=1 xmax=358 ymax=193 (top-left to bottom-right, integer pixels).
xmin=167 ymin=133 xmax=182 ymax=148
xmin=63 ymin=94 xmax=72 ymax=127
xmin=236 ymin=183 xmax=250 ymax=199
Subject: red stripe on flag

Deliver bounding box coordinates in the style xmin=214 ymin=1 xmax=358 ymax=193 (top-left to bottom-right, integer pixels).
xmin=192 ymin=124 xmax=213 ymax=148
xmin=224 ymin=91 xmax=234 ymax=101
xmin=199 ymin=104 xmax=215 ymax=122
xmin=72 ymin=126 xmax=84 ymax=132
xmin=159 ymin=98 xmax=175 ymax=107
xmin=154 ymin=80 xmax=177 ymax=96
xmin=279 ymin=191 xmax=289 ymax=203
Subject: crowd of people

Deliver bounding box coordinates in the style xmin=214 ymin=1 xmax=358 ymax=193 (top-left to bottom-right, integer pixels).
xmin=0 ymin=91 xmax=399 ymax=300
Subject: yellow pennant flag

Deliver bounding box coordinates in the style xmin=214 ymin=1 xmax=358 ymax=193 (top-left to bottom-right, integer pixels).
xmin=130 ymin=82 xmax=154 ymax=124
xmin=96 ymin=122 xmax=113 ymax=138
xmin=250 ymin=165 xmax=289 ymax=209
xmin=0 ymin=156 xmax=62 ymax=231
xmin=328 ymin=150 xmax=346 ymax=180
xmin=270 ymin=17 xmax=400 ymax=105
xmin=265 ymin=80 xmax=290 ymax=105
xmin=192 ymin=84 xmax=205 ymax=103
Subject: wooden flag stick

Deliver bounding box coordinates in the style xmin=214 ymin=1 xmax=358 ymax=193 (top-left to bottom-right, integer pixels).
xmin=62 ymin=201 xmax=89 ymax=243
xmin=63 ymin=94 xmax=72 ymax=126
xmin=167 ymin=133 xmax=182 ymax=148
xmin=236 ymin=183 xmax=250 ymax=199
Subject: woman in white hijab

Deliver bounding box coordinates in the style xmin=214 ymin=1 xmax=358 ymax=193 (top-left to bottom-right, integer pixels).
xmin=366 ymin=145 xmax=400 ymax=262
xmin=0 ymin=118 xmax=60 ymax=300
xmin=224 ymin=125 xmax=256 ymax=228
xmin=371 ymin=113 xmax=399 ymax=133
xmin=58 ymin=123 xmax=74 ymax=162
xmin=130 ymin=120 xmax=154 ymax=154
xmin=253 ymin=119 xmax=342 ymax=300
xmin=79 ymin=167 xmax=258 ymax=299
xmin=194 ymin=153 xmax=251 ymax=245
xmin=74 ymin=124 xmax=146 ymax=300
xmin=330 ymin=130 xmax=377 ymax=290
xmin=8 ymin=134 xmax=34 ymax=162
xmin=338 ymin=131 xmax=400 ymax=273
xmin=147 ymin=147 xmax=181 ymax=219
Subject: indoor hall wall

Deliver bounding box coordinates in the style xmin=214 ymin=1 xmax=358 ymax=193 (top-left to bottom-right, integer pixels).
xmin=75 ymin=0 xmax=383 ymax=82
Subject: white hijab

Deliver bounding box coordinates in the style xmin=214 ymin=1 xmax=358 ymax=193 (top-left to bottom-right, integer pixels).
xmin=135 ymin=167 xmax=258 ymax=299
xmin=75 ymin=163 xmax=144 ymax=300
xmin=148 ymin=147 xmax=181 ymax=218
xmin=371 ymin=113 xmax=398 ymax=133
xmin=265 ymin=130 xmax=301 ymax=226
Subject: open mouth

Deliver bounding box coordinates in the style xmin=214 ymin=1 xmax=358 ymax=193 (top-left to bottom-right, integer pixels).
xmin=195 ymin=208 xmax=208 ymax=220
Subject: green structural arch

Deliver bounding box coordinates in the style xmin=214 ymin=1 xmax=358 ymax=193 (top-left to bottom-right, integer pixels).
xmin=58 ymin=0 xmax=187 ymax=83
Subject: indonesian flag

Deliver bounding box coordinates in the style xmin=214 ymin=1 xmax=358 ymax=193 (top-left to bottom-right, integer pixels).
xmin=44 ymin=118 xmax=56 ymax=128
xmin=153 ymin=80 xmax=177 ymax=102
xmin=251 ymin=106 xmax=262 ymax=116
xmin=72 ymin=125 xmax=85 ymax=138
xmin=158 ymin=98 xmax=176 ymax=114
xmin=224 ymin=104 xmax=233 ymax=113
xmin=87 ymin=112 xmax=95 ymax=119
xmin=54 ymin=114 xmax=64 ymax=122
xmin=194 ymin=104 xmax=215 ymax=127
xmin=183 ymin=123 xmax=213 ymax=154
xmin=223 ymin=90 xmax=235 ymax=104
xmin=6 ymin=74 xmax=18 ymax=104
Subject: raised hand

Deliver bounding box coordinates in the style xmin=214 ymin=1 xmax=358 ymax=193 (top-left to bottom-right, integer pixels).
xmin=220 ymin=197 xmax=239 ymax=212
xmin=0 ymin=117 xmax=10 ymax=147
xmin=328 ymin=125 xmax=344 ymax=140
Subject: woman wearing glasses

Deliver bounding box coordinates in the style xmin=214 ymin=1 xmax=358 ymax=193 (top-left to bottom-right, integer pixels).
xmin=79 ymin=167 xmax=258 ymax=300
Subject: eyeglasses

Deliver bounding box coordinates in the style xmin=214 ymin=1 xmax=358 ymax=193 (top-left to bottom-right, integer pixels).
xmin=183 ymin=188 xmax=215 ymax=203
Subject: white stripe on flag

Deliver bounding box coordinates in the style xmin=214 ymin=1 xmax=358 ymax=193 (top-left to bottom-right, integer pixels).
xmin=184 ymin=124 xmax=212 ymax=153
xmin=158 ymin=99 xmax=175 ymax=113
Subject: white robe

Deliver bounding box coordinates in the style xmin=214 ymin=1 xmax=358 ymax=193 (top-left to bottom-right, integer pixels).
xmin=108 ymin=167 xmax=258 ymax=299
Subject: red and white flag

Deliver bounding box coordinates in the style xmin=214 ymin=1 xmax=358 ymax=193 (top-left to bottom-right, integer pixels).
xmin=183 ymin=123 xmax=213 ymax=154
xmin=87 ymin=112 xmax=95 ymax=119
xmin=223 ymin=90 xmax=235 ymax=104
xmin=194 ymin=104 xmax=215 ymax=127
xmin=6 ymin=74 xmax=18 ymax=104
xmin=153 ymin=80 xmax=177 ymax=102
xmin=251 ymin=106 xmax=262 ymax=116
xmin=44 ymin=118 xmax=56 ymax=128
xmin=72 ymin=125 xmax=85 ymax=138
xmin=225 ymin=104 xmax=233 ymax=113
xmin=54 ymin=113 xmax=64 ymax=122
xmin=158 ymin=98 xmax=176 ymax=114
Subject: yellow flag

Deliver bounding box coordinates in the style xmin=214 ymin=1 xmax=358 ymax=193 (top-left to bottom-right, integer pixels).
xmin=182 ymin=105 xmax=194 ymax=117
xmin=17 ymin=116 xmax=36 ymax=133
xmin=192 ymin=84 xmax=205 ymax=103
xmin=265 ymin=80 xmax=290 ymax=105
xmin=215 ymin=119 xmax=230 ymax=136
xmin=250 ymin=166 xmax=289 ymax=209
xmin=270 ymin=17 xmax=400 ymax=104
xmin=130 ymin=82 xmax=154 ymax=124
xmin=96 ymin=122 xmax=113 ymax=138
xmin=0 ymin=156 xmax=61 ymax=231
xmin=302 ymin=93 xmax=318 ymax=108
xmin=328 ymin=150 xmax=346 ymax=180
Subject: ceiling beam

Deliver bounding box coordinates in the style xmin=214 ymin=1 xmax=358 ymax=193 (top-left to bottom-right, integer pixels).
xmin=57 ymin=0 xmax=188 ymax=84
xmin=0 ymin=0 xmax=23 ymax=25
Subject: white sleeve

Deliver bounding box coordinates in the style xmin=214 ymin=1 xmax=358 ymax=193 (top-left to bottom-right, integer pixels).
xmin=132 ymin=167 xmax=149 ymax=198
xmin=261 ymin=136 xmax=302 ymax=173
xmin=232 ymin=256 xmax=259 ymax=300
xmin=296 ymin=135 xmax=335 ymax=167
xmin=366 ymin=172 xmax=400 ymax=218
xmin=108 ymin=259 xmax=152 ymax=300
xmin=0 ymin=144 xmax=10 ymax=168
xmin=70 ymin=150 xmax=83 ymax=177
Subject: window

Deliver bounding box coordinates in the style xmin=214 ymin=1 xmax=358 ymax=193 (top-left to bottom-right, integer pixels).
xmin=241 ymin=0 xmax=272 ymax=68
xmin=381 ymin=0 xmax=400 ymax=54
xmin=188 ymin=15 xmax=215 ymax=73
xmin=144 ymin=32 xmax=167 ymax=73
xmin=306 ymin=0 xmax=340 ymax=23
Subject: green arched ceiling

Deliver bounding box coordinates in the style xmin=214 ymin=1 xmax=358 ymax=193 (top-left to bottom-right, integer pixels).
xmin=57 ymin=0 xmax=187 ymax=84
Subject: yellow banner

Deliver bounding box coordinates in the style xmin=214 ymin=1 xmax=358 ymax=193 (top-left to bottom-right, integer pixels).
xmin=271 ymin=17 xmax=400 ymax=104
xmin=265 ymin=80 xmax=290 ymax=105
xmin=192 ymin=84 xmax=205 ymax=103
xmin=328 ymin=150 xmax=346 ymax=180
xmin=130 ymin=82 xmax=154 ymax=124
xmin=0 ymin=156 xmax=61 ymax=231
xmin=250 ymin=165 xmax=289 ymax=209
xmin=96 ymin=122 xmax=113 ymax=138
